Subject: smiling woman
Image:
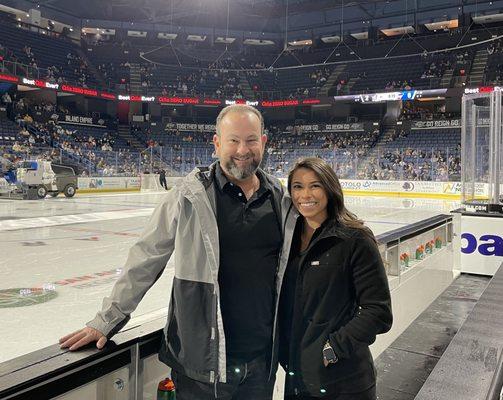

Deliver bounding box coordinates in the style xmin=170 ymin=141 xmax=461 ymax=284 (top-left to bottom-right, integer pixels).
xmin=290 ymin=168 xmax=329 ymax=244
xmin=279 ymin=157 xmax=393 ymax=400
xmin=287 ymin=157 xmax=376 ymax=243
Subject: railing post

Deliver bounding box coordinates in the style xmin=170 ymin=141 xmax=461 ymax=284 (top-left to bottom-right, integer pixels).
xmin=129 ymin=343 xmax=142 ymax=400
xmin=150 ymin=146 xmax=153 ymax=174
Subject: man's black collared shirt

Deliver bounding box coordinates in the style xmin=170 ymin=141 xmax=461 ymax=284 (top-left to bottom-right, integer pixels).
xmin=214 ymin=162 xmax=282 ymax=363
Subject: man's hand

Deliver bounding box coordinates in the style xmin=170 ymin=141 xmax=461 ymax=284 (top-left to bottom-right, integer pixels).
xmin=59 ymin=327 xmax=107 ymax=351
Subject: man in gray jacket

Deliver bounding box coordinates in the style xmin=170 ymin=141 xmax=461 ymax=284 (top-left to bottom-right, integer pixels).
xmin=59 ymin=104 xmax=296 ymax=399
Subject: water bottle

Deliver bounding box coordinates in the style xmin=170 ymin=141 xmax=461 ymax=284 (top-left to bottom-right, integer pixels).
xmin=157 ymin=377 xmax=176 ymax=400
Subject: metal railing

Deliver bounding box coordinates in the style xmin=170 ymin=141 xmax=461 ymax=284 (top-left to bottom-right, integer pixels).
xmin=1 ymin=142 xmax=464 ymax=181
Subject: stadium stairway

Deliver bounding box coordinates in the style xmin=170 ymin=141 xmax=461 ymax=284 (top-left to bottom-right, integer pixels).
xmin=352 ymin=124 xmax=394 ymax=173
xmin=346 ymin=75 xmax=360 ymax=93
xmin=376 ymin=125 xmax=398 ymax=147
xmin=469 ymin=49 xmax=489 ymax=86
xmin=129 ymin=64 xmax=143 ymax=93
xmin=352 ymin=119 xmax=410 ymax=176
xmin=74 ymin=46 xmax=107 ymax=89
xmin=118 ymin=124 xmax=144 ymax=151
xmin=440 ymin=67 xmax=454 ymax=88
xmin=320 ymin=64 xmax=346 ymax=96
xmin=239 ymin=74 xmax=254 ymax=99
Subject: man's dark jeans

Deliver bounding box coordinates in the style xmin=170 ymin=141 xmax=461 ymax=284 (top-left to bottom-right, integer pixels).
xmin=172 ymin=355 xmax=275 ymax=400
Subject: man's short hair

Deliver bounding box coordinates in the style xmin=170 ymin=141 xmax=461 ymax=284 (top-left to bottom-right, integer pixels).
xmin=215 ymin=104 xmax=264 ymax=137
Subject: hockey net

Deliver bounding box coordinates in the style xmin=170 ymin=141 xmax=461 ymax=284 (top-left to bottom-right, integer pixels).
xmin=140 ymin=173 xmax=164 ymax=192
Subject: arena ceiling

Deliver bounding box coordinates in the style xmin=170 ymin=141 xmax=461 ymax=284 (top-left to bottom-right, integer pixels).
xmin=26 ymin=0 xmax=403 ymax=25
xmin=19 ymin=0 xmax=496 ymax=34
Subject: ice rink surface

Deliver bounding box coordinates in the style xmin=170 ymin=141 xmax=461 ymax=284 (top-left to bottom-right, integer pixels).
xmin=0 ymin=191 xmax=460 ymax=363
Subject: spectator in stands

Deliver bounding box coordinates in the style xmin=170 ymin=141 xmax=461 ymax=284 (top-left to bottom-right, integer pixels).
xmin=12 ymin=141 xmax=23 ymax=153
xmin=1 ymin=91 xmax=12 ymax=117
xmin=14 ymin=98 xmax=25 ymax=112
xmin=23 ymin=114 xmax=33 ymax=125
xmin=101 ymin=142 xmax=112 ymax=152
xmin=1 ymin=92 xmax=12 ymax=105
xmin=59 ymin=104 xmax=289 ymax=400
xmin=19 ymin=127 xmax=30 ymax=138
xmin=280 ymin=157 xmax=392 ymax=399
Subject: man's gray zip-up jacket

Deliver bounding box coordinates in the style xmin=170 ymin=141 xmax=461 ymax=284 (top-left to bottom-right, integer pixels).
xmin=86 ymin=162 xmax=298 ymax=384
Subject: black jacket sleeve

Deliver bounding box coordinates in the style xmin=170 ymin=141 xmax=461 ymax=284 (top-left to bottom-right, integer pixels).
xmin=328 ymin=232 xmax=393 ymax=359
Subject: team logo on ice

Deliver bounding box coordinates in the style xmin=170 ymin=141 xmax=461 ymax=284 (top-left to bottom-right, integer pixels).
xmin=0 ymin=286 xmax=57 ymax=308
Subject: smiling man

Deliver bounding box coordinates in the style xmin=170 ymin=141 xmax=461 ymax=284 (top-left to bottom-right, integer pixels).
xmin=216 ymin=109 xmax=264 ymax=181
xmin=59 ymin=104 xmax=292 ymax=400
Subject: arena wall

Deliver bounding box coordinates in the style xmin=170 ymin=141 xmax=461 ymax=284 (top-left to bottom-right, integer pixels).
xmin=77 ymin=176 xmax=490 ymax=199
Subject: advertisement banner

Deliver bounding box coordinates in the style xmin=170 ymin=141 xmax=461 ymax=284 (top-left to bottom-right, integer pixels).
xmin=411 ymin=120 xmax=461 ymax=129
xmin=339 ymin=180 xmax=487 ymax=197
xmin=460 ymin=215 xmax=503 ymax=275
xmin=411 ymin=118 xmax=490 ymax=129
xmin=442 ymin=182 xmax=487 ymax=197
xmin=165 ymin=123 xmax=216 ymax=132
xmin=266 ymin=178 xmax=484 ymax=199
xmin=78 ymin=176 xmax=140 ymax=191
xmin=340 ymin=180 xmax=412 ymax=193
xmin=59 ymin=115 xmax=106 ymax=127
xmin=297 ymin=123 xmax=364 ymax=132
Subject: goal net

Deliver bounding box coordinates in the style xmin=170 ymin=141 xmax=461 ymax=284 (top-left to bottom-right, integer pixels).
xmin=140 ymin=173 xmax=164 ymax=192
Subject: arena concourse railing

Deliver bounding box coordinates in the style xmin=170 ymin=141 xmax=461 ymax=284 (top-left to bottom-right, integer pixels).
xmin=0 ymin=60 xmax=43 ymax=82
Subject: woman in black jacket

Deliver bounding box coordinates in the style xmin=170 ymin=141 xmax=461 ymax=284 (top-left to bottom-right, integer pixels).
xmin=279 ymin=157 xmax=393 ymax=400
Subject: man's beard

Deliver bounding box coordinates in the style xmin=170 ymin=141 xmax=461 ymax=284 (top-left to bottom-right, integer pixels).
xmin=224 ymin=156 xmax=260 ymax=180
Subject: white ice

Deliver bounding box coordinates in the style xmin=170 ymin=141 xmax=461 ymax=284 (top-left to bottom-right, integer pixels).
xmin=0 ymin=191 xmax=460 ymax=363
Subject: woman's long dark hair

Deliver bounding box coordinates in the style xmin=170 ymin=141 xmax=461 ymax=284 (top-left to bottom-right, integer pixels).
xmin=287 ymin=157 xmax=376 ymax=243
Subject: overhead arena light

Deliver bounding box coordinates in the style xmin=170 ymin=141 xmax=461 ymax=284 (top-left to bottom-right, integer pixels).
xmin=350 ymin=32 xmax=368 ymax=40
xmin=243 ymin=39 xmax=275 ymax=46
xmin=320 ymin=35 xmax=341 ymax=43
xmin=381 ymin=26 xmax=415 ymax=36
xmin=417 ymin=97 xmax=446 ymax=101
xmin=17 ymin=85 xmax=40 ymax=92
xmin=187 ymin=35 xmax=206 ymax=42
xmin=82 ymin=27 xmax=115 ymax=35
xmin=288 ymin=39 xmax=312 ymax=46
xmin=424 ymin=19 xmax=458 ymax=30
xmin=215 ymin=37 xmax=235 ymax=44
xmin=158 ymin=33 xmax=178 ymax=40
xmin=128 ymin=30 xmax=147 ymax=38
xmin=473 ymin=12 xmax=503 ymax=24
